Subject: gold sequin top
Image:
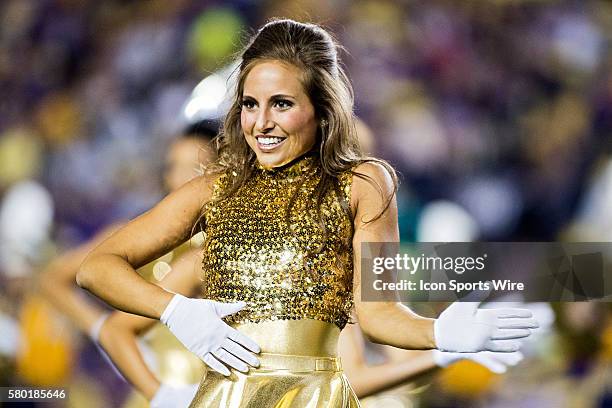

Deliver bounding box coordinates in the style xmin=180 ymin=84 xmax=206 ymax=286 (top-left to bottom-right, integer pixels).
xmin=201 ymin=154 xmax=354 ymax=329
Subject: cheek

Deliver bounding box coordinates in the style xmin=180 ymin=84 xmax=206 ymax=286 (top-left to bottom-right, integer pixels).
xmin=294 ymin=115 xmax=317 ymax=145
xmin=240 ymin=111 xmax=252 ymax=134
xmin=284 ymin=110 xmax=316 ymax=135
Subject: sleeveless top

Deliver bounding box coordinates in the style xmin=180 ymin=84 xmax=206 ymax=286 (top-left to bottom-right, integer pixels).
xmin=200 ymin=154 xmax=354 ymax=329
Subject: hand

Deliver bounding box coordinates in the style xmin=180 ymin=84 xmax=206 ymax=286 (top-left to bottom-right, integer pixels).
xmin=433 ymin=350 xmax=524 ymax=374
xmin=160 ymin=294 xmax=260 ymax=376
xmin=483 ymin=301 xmax=555 ymax=336
xmin=434 ymin=301 xmax=539 ymax=352
xmin=150 ymin=383 xmax=199 ymax=408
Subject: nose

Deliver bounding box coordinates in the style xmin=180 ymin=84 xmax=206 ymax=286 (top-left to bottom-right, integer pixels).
xmin=255 ymin=107 xmax=274 ymax=133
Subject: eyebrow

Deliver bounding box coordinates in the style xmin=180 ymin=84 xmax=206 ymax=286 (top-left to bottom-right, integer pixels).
xmin=242 ymin=93 xmax=296 ymax=100
xmin=270 ymin=94 xmax=296 ymax=99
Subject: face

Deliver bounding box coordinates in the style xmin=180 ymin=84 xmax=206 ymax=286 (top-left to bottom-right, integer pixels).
xmin=241 ymin=60 xmax=318 ymax=169
xmin=163 ymin=137 xmax=213 ymax=192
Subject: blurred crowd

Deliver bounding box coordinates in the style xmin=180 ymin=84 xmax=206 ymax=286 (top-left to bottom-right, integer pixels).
xmin=0 ymin=0 xmax=611 ymax=407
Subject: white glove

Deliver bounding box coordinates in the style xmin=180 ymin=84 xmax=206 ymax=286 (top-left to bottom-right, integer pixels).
xmin=433 ymin=350 xmax=524 ymax=374
xmin=434 ymin=301 xmax=539 ymax=352
xmin=150 ymin=383 xmax=199 ymax=408
xmin=160 ymin=294 xmax=260 ymax=376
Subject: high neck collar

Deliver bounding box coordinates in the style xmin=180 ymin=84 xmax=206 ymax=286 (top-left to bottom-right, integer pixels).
xmin=255 ymin=152 xmax=319 ymax=178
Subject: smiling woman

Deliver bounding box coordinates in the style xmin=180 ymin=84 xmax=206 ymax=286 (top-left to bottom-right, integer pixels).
xmin=240 ymin=61 xmax=318 ymax=168
xmin=77 ymin=18 xmax=539 ymax=408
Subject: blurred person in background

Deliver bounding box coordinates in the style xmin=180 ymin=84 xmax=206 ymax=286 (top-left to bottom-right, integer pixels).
xmin=38 ymin=124 xmax=216 ymax=408
xmin=340 ymin=321 xmax=524 ymax=407
xmin=77 ymin=19 xmax=538 ymax=407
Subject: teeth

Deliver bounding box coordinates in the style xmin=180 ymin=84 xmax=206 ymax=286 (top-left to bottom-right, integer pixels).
xmin=258 ymin=137 xmax=284 ymax=146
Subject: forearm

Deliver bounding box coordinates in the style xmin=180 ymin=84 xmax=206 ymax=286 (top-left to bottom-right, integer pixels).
xmin=78 ymin=254 xmax=173 ymax=319
xmin=356 ymin=302 xmax=436 ymax=350
xmin=39 ymin=277 xmax=105 ymax=334
xmin=98 ymin=318 xmax=160 ymax=400
xmin=347 ymin=351 xmax=437 ymax=398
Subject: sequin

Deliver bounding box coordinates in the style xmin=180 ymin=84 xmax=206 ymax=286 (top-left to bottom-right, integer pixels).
xmin=201 ymin=154 xmax=354 ymax=329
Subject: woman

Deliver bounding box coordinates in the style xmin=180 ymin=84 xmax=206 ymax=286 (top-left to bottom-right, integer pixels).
xmin=40 ymin=128 xmax=215 ymax=407
xmin=78 ymin=19 xmax=538 ymax=407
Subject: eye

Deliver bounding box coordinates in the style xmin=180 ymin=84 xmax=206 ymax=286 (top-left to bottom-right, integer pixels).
xmin=241 ymin=99 xmax=256 ymax=110
xmin=274 ymin=99 xmax=293 ymax=110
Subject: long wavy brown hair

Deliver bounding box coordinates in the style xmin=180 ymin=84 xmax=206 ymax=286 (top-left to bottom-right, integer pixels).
xmin=200 ymin=19 xmax=398 ymax=240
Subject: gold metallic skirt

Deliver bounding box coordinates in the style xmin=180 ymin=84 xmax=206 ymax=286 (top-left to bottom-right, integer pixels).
xmin=189 ymin=319 xmax=360 ymax=407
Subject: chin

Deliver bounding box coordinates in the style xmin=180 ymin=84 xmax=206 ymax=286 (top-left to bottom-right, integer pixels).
xmin=256 ymin=153 xmax=286 ymax=169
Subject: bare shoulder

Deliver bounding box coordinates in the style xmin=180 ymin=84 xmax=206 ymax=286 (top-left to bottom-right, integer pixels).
xmin=155 ymin=173 xmax=220 ymax=215
xmin=176 ymin=173 xmax=218 ymax=202
xmin=149 ymin=172 xmax=221 ymax=229
xmin=350 ymin=161 xmax=397 ymax=212
xmin=87 ymin=173 xmax=220 ymax=269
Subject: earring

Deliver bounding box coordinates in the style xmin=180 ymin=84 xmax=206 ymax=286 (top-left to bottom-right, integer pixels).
xmin=320 ymin=119 xmax=328 ymax=127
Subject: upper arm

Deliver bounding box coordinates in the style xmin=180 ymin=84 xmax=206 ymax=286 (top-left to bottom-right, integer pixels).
xmin=86 ymin=175 xmax=214 ymax=269
xmin=351 ymin=162 xmax=400 ymax=317
xmin=351 ymin=162 xmax=399 ymax=241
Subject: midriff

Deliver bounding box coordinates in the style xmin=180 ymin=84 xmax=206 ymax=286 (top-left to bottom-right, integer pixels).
xmin=233 ymin=318 xmax=340 ymax=357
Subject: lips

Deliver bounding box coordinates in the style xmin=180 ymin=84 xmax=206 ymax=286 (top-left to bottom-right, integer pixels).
xmin=256 ymin=135 xmax=287 ymax=152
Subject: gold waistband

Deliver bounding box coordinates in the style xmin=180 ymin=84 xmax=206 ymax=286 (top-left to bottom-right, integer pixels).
xmin=232 ymin=319 xmax=340 ymax=357
xmin=257 ymin=352 xmax=342 ymax=372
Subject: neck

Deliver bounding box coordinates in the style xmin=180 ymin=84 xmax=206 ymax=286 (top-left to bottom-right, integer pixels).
xmin=255 ymin=151 xmax=319 ymax=175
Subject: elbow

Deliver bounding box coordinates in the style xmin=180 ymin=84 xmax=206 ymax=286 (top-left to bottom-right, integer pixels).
xmin=75 ymin=268 xmax=88 ymax=290
xmin=354 ymin=301 xmax=401 ymax=345
xmin=76 ymin=256 xmax=95 ymax=290
xmin=353 ymin=303 xmax=381 ymax=344
xmin=358 ymin=322 xmax=382 ymax=345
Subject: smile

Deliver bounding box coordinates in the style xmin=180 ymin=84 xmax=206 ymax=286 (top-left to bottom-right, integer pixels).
xmin=256 ymin=136 xmax=287 ymax=151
